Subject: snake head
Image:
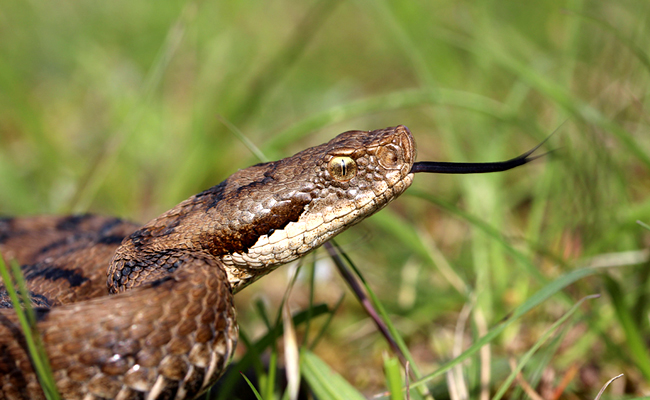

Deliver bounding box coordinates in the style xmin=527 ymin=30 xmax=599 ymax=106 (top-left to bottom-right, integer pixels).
xmin=302 ymin=124 xmax=416 ymax=231
xmin=196 ymin=125 xmax=417 ymax=290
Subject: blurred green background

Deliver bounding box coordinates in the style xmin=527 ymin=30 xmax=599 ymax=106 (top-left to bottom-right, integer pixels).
xmin=1 ymin=0 xmax=650 ymax=398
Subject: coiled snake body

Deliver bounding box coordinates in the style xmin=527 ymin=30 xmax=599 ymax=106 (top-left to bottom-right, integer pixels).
xmin=0 ymin=126 xmax=417 ymax=399
xmin=0 ymin=125 xmax=540 ymax=399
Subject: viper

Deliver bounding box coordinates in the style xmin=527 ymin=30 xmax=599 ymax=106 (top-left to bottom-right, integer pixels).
xmin=0 ymin=125 xmax=544 ymax=399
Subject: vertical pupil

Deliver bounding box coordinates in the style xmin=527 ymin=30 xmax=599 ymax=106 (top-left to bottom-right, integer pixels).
xmin=328 ymin=157 xmax=356 ymax=181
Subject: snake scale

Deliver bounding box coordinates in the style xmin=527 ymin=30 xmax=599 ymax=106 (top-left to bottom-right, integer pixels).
xmin=0 ymin=125 xmax=542 ymax=399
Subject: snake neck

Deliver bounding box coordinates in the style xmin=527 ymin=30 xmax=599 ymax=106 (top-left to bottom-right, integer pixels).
xmin=106 ymin=168 xmax=317 ymax=294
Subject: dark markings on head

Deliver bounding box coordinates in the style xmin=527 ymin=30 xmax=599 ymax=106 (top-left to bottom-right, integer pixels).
xmin=197 ymin=160 xmax=311 ymax=255
xmin=208 ymin=196 xmax=310 ymax=256
xmin=23 ymin=264 xmax=89 ymax=288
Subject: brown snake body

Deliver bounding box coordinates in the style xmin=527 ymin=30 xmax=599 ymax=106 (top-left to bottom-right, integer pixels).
xmin=0 ymin=126 xmax=541 ymax=399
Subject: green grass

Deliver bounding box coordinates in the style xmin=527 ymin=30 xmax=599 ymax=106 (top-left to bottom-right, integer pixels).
xmin=2 ymin=0 xmax=650 ymax=398
xmin=0 ymin=253 xmax=60 ymax=399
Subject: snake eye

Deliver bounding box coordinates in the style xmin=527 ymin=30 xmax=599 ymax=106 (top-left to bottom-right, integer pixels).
xmin=328 ymin=156 xmax=357 ymax=182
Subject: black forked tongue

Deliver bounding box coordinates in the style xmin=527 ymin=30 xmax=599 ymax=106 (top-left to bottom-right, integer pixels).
xmin=410 ymin=137 xmax=550 ymax=174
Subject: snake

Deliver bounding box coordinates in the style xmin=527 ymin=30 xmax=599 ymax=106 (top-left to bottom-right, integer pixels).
xmin=0 ymin=125 xmax=542 ymax=399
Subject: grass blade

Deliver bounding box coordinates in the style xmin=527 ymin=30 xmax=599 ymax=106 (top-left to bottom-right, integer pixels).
xmin=241 ymin=373 xmax=265 ymax=400
xmin=300 ymin=350 xmax=366 ymax=400
xmin=0 ymin=253 xmax=60 ymax=399
xmin=603 ymin=275 xmax=650 ymax=381
xmin=384 ymin=354 xmax=404 ymax=400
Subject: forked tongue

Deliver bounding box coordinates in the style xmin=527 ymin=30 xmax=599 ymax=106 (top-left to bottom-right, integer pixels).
xmin=410 ymin=137 xmax=551 ymax=174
